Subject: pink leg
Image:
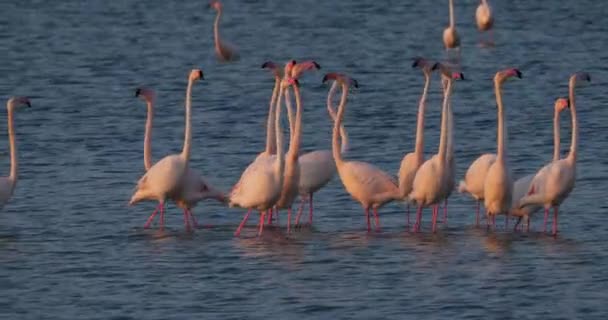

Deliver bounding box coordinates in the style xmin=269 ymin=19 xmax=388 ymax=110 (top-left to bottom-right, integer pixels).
xmin=182 ymin=209 xmax=191 ymax=232
xmin=513 ymin=217 xmax=522 ymax=232
xmin=406 ymin=204 xmax=410 ymax=229
xmin=143 ymin=203 xmax=161 ymax=229
xmin=415 ymin=206 xmax=423 ymax=232
xmin=188 ymin=209 xmax=199 ymax=228
xmin=159 ymin=202 xmax=165 ymax=231
xmin=552 ymin=207 xmax=559 ymax=236
xmin=505 ymin=214 xmax=510 ymax=230
xmin=267 ymin=208 xmax=273 ymax=225
xmin=475 ymin=202 xmax=480 ymax=226
xmin=526 ymin=216 xmax=531 ymax=232
xmin=365 ymin=208 xmax=371 ymax=232
xmin=287 ymin=208 xmax=292 ymax=234
xmin=492 ymin=214 xmax=496 ymax=230
xmin=431 ymin=205 xmax=438 ymax=233
xmin=234 ymin=209 xmax=252 ymax=237
xmin=309 ymin=193 xmax=314 ymax=225
xmin=258 ymin=211 xmax=266 ymax=237
xmin=443 ymin=199 xmax=448 ymax=224
xmin=543 ymin=208 xmax=548 ymax=233
xmin=294 ymin=198 xmax=305 ymax=226
xmin=373 ymin=208 xmax=381 ymax=232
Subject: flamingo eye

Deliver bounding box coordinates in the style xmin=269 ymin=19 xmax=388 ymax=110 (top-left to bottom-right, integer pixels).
xmin=201 ymin=184 xmax=208 ymax=192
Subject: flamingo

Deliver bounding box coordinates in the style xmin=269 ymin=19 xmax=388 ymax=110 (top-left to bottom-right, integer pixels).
xmin=129 ymin=69 xmax=204 ymax=231
xmin=409 ymin=64 xmax=462 ymax=232
xmin=230 ymin=61 xmax=296 ymax=237
xmin=134 ymin=88 xmax=225 ymax=232
xmin=0 ymin=97 xmax=30 ymax=211
xmin=275 ymin=61 xmax=320 ymax=233
xmin=325 ymin=73 xmax=400 ymax=232
xmin=210 ymin=0 xmax=238 ymax=62
xmin=292 ymin=80 xmax=349 ymax=228
xmin=475 ymin=0 xmax=494 ymax=45
xmin=443 ymin=0 xmax=461 ymax=61
xmin=511 ymin=98 xmax=569 ymax=231
xmin=398 ymin=57 xmax=434 ymax=228
xmin=519 ymin=72 xmax=590 ymax=236
xmin=442 ymin=69 xmax=457 ymax=224
xmin=483 ymin=68 xmax=522 ymax=229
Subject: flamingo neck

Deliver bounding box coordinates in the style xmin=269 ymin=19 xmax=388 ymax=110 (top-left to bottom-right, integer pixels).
xmin=181 ymin=78 xmax=194 ymax=163
xmin=6 ymin=104 xmax=17 ymax=187
xmin=275 ymin=83 xmax=285 ymax=183
xmin=264 ymin=78 xmax=279 ymax=155
xmin=494 ymin=79 xmax=506 ymax=161
xmin=213 ymin=9 xmax=222 ymax=49
xmin=414 ymin=73 xmax=430 ymax=159
xmin=552 ymin=106 xmax=561 ymax=162
xmin=144 ymin=100 xmax=154 ymax=171
xmin=568 ymin=78 xmax=578 ymax=161
xmin=449 ymin=0 xmax=455 ymax=28
xmin=437 ymin=77 xmax=452 ymax=162
xmin=285 ymin=85 xmax=295 ymax=135
xmin=327 ymin=82 xmax=349 ymax=154
xmin=288 ymin=84 xmax=303 ymax=161
xmin=333 ymin=82 xmax=349 ymax=166
xmin=446 ymin=81 xmax=454 ymax=162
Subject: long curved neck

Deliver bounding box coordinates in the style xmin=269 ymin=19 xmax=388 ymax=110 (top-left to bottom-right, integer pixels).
xmin=288 ymin=84 xmax=303 ymax=160
xmin=437 ymin=78 xmax=451 ymax=161
xmin=552 ymin=107 xmax=561 ymax=161
xmin=7 ymin=105 xmax=17 ymax=185
xmin=568 ymin=78 xmax=578 ymax=161
xmin=213 ymin=9 xmax=222 ymax=49
xmin=447 ymin=82 xmax=454 ymax=161
xmin=144 ymin=100 xmax=153 ymax=170
xmin=181 ymin=78 xmax=194 ymax=162
xmin=275 ymin=83 xmax=285 ymax=179
xmin=264 ymin=78 xmax=279 ymax=155
xmin=327 ymin=82 xmax=349 ymax=154
xmin=449 ymin=0 xmax=455 ymax=28
xmin=414 ymin=73 xmax=430 ymax=158
xmin=494 ymin=79 xmax=506 ymax=161
xmin=285 ymin=86 xmax=295 ymax=136
xmin=333 ymin=82 xmax=349 ymax=166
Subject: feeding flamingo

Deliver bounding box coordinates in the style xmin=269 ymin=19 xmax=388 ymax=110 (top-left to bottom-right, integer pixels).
xmin=475 ymin=0 xmax=494 ymax=45
xmin=483 ymin=68 xmax=522 ymax=229
xmin=129 ymin=69 xmax=204 ymax=231
xmin=325 ymin=73 xmax=400 ymax=232
xmin=519 ymin=72 xmax=590 ymax=236
xmin=210 ymin=0 xmax=238 ymax=62
xmin=511 ymin=98 xmax=569 ymax=231
xmin=0 ymin=97 xmax=31 ymax=211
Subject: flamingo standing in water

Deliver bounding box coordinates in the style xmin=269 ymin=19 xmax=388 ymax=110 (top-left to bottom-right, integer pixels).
xmin=398 ymin=57 xmax=434 ymax=228
xmin=511 ymin=98 xmax=569 ymax=231
xmin=519 ymin=72 xmax=590 ymax=236
xmin=0 ymin=97 xmax=30 ymax=211
xmin=483 ymin=68 xmax=522 ymax=229
xmin=134 ymin=88 xmax=225 ymax=232
xmin=441 ymin=69 xmax=457 ymax=224
xmin=409 ymin=64 xmax=462 ymax=232
xmin=230 ymin=61 xmax=296 ymax=237
xmin=210 ymin=0 xmax=238 ymax=62
xmin=443 ymin=0 xmax=461 ymax=61
xmin=129 ymin=69 xmax=204 ymax=231
xmin=292 ymin=80 xmax=349 ymax=228
xmin=325 ymin=73 xmax=400 ymax=232
xmin=475 ymin=0 xmax=494 ymax=45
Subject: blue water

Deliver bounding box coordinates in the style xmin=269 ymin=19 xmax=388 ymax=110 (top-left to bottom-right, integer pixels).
xmin=1 ymin=0 xmax=608 ymax=319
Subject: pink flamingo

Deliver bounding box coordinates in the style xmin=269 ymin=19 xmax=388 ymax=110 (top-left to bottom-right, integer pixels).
xmin=210 ymin=1 xmax=238 ymax=62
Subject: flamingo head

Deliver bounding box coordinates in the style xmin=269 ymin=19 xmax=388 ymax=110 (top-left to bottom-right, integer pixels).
xmin=495 ymin=68 xmax=522 ymax=83
xmin=283 ymin=60 xmax=297 ymax=78
xmin=189 ymin=69 xmax=204 ymax=82
xmin=199 ymin=181 xmax=227 ymax=204
xmin=412 ymin=57 xmax=434 ymax=75
xmin=554 ymin=98 xmax=569 ymax=113
xmin=322 ymin=73 xmax=358 ymax=88
xmin=135 ymin=87 xmax=155 ymax=102
xmin=209 ymin=0 xmax=222 ymax=11
xmin=7 ymin=96 xmax=31 ymax=110
xmin=262 ymin=61 xmax=281 ymax=79
xmin=432 ymin=62 xmax=464 ymax=81
xmin=291 ymin=60 xmax=321 ymax=79
xmin=571 ymin=72 xmax=591 ymax=85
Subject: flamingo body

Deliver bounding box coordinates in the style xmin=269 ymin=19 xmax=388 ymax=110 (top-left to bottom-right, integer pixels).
xmin=476 ymin=0 xmax=493 ymax=31
xmin=458 ymin=153 xmax=496 ymax=200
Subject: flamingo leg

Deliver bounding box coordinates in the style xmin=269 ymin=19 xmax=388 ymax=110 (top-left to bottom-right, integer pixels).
xmin=406 ymin=204 xmax=410 ymax=229
xmin=505 ymin=214 xmax=509 ymax=230
xmin=443 ymin=199 xmax=448 ymax=224
xmin=543 ymin=208 xmax=549 ymax=233
xmin=182 ymin=209 xmax=191 ymax=232
xmin=287 ymin=208 xmax=292 ymax=234
xmin=188 ymin=209 xmax=199 ymax=228
xmin=294 ymin=198 xmax=305 ymax=226
xmin=513 ymin=217 xmax=522 ymax=232
xmin=365 ymin=208 xmax=371 ymax=232
xmin=415 ymin=206 xmax=423 ymax=232
xmin=267 ymin=208 xmax=273 ymax=225
xmin=373 ymin=208 xmax=381 ymax=232
xmin=159 ymin=202 xmax=165 ymax=231
xmin=526 ymin=216 xmax=531 ymax=232
xmin=552 ymin=207 xmax=559 ymax=236
xmin=258 ymin=210 xmax=266 ymax=237
xmin=475 ymin=201 xmax=480 ymax=226
xmin=309 ymin=193 xmax=314 ymax=225
xmin=143 ymin=203 xmax=161 ymax=229
xmin=234 ymin=209 xmax=252 ymax=237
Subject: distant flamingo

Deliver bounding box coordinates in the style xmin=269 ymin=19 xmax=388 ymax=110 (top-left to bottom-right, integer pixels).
xmin=443 ymin=0 xmax=461 ymax=60
xmin=326 ymin=73 xmax=400 ymax=232
xmin=519 ymin=72 xmax=590 ymax=236
xmin=0 ymin=97 xmax=30 ymax=211
xmin=483 ymin=68 xmax=522 ymax=229
xmin=135 ymin=88 xmax=225 ymax=232
xmin=129 ymin=69 xmax=204 ymax=231
xmin=398 ymin=57 xmax=434 ymax=228
xmin=475 ymin=0 xmax=494 ymax=45
xmin=511 ymin=98 xmax=569 ymax=231
xmin=210 ymin=0 xmax=238 ymax=62
xmin=230 ymin=61 xmax=295 ymax=237
xmin=293 ymin=80 xmax=349 ymax=228
xmin=409 ymin=64 xmax=462 ymax=232
xmin=275 ymin=61 xmax=320 ymax=232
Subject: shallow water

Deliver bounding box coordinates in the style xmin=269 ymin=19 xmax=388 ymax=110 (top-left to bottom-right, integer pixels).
xmin=1 ymin=0 xmax=608 ymax=319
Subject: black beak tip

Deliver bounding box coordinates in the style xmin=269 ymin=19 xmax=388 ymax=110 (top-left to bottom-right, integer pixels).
xmin=135 ymin=88 xmax=141 ymax=97
xmin=313 ymin=61 xmax=321 ymax=69
xmin=198 ymin=70 xmax=204 ymax=79
xmin=322 ymin=75 xmax=329 ymax=83
xmin=352 ymin=79 xmax=359 ymax=88
xmin=431 ymin=63 xmax=440 ymax=71
xmin=515 ymin=69 xmax=522 ymax=78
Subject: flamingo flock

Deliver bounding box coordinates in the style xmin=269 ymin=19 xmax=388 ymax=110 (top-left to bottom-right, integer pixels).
xmin=0 ymin=1 xmax=590 ymax=239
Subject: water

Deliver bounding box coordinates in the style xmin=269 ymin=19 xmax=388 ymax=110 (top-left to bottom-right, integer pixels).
xmin=1 ymin=0 xmax=607 ymax=319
